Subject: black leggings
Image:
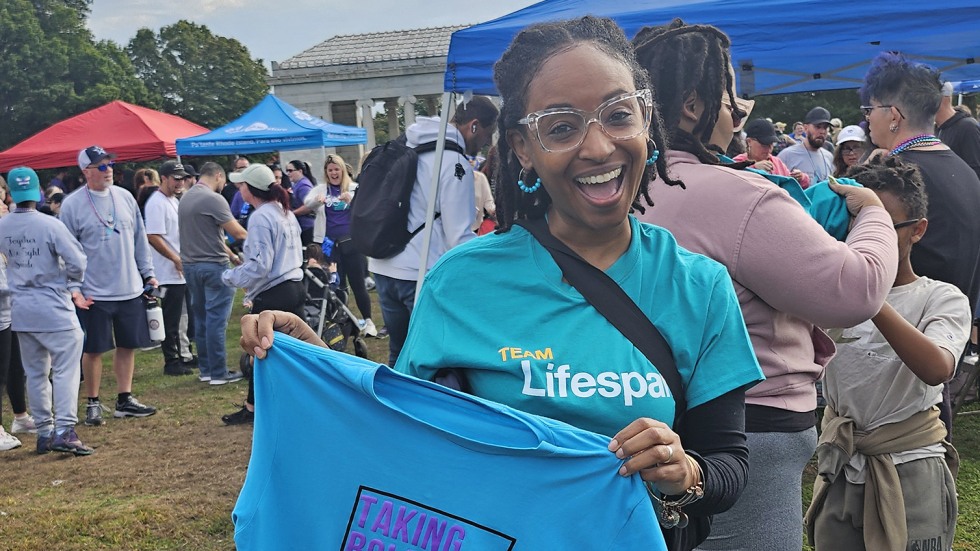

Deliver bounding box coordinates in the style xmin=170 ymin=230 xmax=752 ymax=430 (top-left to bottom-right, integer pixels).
xmin=247 ymin=279 xmax=306 ymax=406
xmin=331 ymin=239 xmax=372 ymax=320
xmin=0 ymin=327 xmax=27 ymax=424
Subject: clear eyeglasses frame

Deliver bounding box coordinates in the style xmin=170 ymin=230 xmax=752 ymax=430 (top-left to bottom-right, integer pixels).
xmin=518 ymin=89 xmax=653 ymax=153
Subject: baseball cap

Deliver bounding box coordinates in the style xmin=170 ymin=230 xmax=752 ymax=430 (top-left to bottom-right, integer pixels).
xmin=77 ymin=145 xmax=116 ymax=170
xmin=7 ymin=167 xmax=41 ymax=204
xmin=836 ymin=125 xmax=866 ymax=145
xmin=159 ymin=160 xmax=189 ymax=178
xmin=228 ymin=163 xmax=276 ymax=191
xmin=804 ymin=107 xmax=832 ymax=125
xmin=743 ymin=119 xmax=778 ymax=145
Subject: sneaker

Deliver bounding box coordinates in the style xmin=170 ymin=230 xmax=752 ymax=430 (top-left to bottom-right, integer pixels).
xmin=378 ymin=326 xmax=389 ymax=338
xmin=11 ymin=415 xmax=37 ymax=434
xmin=114 ymin=396 xmax=157 ymax=418
xmin=36 ymin=432 xmax=53 ymax=455
xmin=209 ymin=371 xmax=244 ymax=386
xmin=221 ymin=405 xmax=254 ymax=425
xmin=361 ymin=318 xmax=379 ymax=338
xmin=365 ymin=276 xmax=376 ymax=291
xmin=50 ymin=428 xmax=94 ymax=456
xmin=0 ymin=428 xmax=21 ymax=451
xmin=85 ymin=401 xmax=110 ymax=426
xmin=198 ymin=375 xmax=212 ymax=383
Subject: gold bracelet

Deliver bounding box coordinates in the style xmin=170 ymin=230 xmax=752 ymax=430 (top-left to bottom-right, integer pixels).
xmin=645 ymin=454 xmax=705 ymax=529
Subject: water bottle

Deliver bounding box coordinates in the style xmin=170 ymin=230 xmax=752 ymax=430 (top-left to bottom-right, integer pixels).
xmin=145 ymin=295 xmax=165 ymax=342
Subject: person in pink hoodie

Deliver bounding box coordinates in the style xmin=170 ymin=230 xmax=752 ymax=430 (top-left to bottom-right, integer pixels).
xmin=733 ymin=118 xmax=811 ymax=188
xmin=633 ymin=19 xmax=898 ymax=551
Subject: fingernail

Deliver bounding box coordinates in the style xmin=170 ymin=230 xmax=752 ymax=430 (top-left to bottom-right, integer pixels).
xmin=615 ymin=448 xmax=625 ymax=459
xmin=253 ymin=346 xmax=264 ymax=358
xmin=607 ymin=438 xmax=619 ymax=452
xmin=619 ymin=465 xmax=628 ymax=476
xmin=261 ymin=336 xmax=270 ymax=348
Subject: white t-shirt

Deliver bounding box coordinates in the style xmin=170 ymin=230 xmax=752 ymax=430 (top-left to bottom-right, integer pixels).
xmin=144 ymin=190 xmax=184 ymax=285
xmin=824 ymin=276 xmax=970 ymax=482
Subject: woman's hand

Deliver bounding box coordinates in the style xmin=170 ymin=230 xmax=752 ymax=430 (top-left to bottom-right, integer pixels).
xmin=240 ymin=310 xmax=327 ymax=359
xmin=752 ymin=160 xmax=774 ymax=173
xmin=340 ymin=191 xmax=353 ymax=202
xmin=608 ymin=417 xmax=696 ymax=496
xmin=828 ymin=177 xmax=884 ymax=216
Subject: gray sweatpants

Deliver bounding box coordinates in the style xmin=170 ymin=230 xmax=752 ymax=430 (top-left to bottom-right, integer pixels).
xmin=697 ymin=428 xmax=818 ymax=551
xmin=812 ymin=456 xmax=957 ymax=551
xmin=17 ymin=329 xmax=84 ymax=434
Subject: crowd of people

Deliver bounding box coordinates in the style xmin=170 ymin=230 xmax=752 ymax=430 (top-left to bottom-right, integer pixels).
xmin=1 ymin=13 xmax=979 ymax=551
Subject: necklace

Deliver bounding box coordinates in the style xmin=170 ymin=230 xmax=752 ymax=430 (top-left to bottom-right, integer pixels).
xmin=85 ymin=186 xmax=119 ymax=236
xmin=890 ymin=134 xmax=942 ymax=156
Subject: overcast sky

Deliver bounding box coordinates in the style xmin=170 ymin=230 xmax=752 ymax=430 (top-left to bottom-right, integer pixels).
xmin=87 ymin=0 xmax=537 ymax=67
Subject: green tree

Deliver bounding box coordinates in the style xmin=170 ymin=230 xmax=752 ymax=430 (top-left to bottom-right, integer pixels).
xmin=0 ymin=0 xmax=149 ymax=149
xmin=127 ymin=20 xmax=269 ymax=128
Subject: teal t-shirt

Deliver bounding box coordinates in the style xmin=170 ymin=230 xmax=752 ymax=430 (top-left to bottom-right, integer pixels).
xmin=396 ymin=216 xmax=763 ymax=438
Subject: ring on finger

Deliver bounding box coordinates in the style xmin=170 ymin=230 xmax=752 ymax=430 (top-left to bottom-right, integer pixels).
xmin=662 ymin=444 xmax=673 ymax=464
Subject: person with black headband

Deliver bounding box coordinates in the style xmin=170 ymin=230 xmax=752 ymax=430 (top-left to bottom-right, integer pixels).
xmin=221 ymin=164 xmax=305 ymax=426
xmin=632 ymin=19 xmax=898 ymax=551
xmin=238 ymin=16 xmax=764 ymax=550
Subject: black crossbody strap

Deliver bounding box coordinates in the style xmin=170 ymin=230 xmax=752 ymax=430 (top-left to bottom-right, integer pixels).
xmin=516 ymin=218 xmax=686 ymax=422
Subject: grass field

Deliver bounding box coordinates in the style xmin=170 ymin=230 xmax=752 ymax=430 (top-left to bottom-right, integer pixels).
xmin=0 ymin=290 xmax=977 ymax=550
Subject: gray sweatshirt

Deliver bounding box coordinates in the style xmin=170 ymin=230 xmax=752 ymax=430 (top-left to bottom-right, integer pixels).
xmin=222 ymin=202 xmax=303 ymax=302
xmin=60 ymin=186 xmax=154 ymax=300
xmin=0 ymin=210 xmax=86 ymax=332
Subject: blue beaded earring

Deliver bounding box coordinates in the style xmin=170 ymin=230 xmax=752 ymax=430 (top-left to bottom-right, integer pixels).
xmin=646 ymin=149 xmax=660 ymax=166
xmin=517 ymin=169 xmax=541 ymax=193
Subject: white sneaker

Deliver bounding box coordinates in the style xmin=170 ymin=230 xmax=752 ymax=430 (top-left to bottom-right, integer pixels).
xmin=209 ymin=371 xmax=244 ymax=386
xmin=10 ymin=415 xmax=37 ymax=434
xmin=362 ymin=318 xmax=379 ymax=338
xmin=0 ymin=428 xmax=22 ymax=451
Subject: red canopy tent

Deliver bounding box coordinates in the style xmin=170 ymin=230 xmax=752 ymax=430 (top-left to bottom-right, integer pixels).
xmin=0 ymin=100 xmax=209 ymax=172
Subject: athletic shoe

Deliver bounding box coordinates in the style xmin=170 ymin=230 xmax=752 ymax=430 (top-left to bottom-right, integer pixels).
xmin=209 ymin=371 xmax=244 ymax=386
xmin=10 ymin=415 xmax=37 ymax=434
xmin=114 ymin=396 xmax=157 ymax=418
xmin=36 ymin=432 xmax=53 ymax=455
xmin=198 ymin=375 xmax=212 ymax=383
xmin=84 ymin=401 xmax=109 ymax=426
xmin=221 ymin=405 xmax=254 ymax=426
xmin=0 ymin=428 xmax=21 ymax=451
xmin=50 ymin=428 xmax=94 ymax=456
xmin=365 ymin=276 xmax=376 ymax=291
xmin=361 ymin=318 xmax=379 ymax=338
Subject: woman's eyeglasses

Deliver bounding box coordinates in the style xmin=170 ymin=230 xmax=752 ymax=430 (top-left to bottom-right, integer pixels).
xmin=285 ymin=168 xmax=299 ymax=173
xmin=861 ymin=104 xmax=905 ymax=120
xmin=518 ymin=89 xmax=653 ymax=153
xmin=893 ymin=218 xmax=920 ymax=229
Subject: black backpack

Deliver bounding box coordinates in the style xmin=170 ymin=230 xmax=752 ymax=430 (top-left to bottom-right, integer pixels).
xmin=350 ymin=138 xmax=466 ymax=259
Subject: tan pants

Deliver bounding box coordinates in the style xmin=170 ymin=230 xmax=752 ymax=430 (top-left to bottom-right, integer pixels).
xmin=812 ymin=456 xmax=957 ymax=551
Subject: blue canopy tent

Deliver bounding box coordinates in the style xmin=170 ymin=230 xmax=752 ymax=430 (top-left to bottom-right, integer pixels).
xmin=175 ymin=94 xmax=366 ymax=155
xmin=415 ymin=0 xmax=980 ymax=288
xmin=444 ymin=0 xmax=980 ymax=97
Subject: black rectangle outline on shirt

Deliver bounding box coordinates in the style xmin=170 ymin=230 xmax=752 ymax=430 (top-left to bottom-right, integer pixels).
xmin=341 ymin=485 xmax=517 ymax=550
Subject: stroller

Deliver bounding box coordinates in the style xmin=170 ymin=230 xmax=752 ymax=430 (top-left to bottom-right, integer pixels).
xmin=302 ymin=262 xmax=369 ymax=359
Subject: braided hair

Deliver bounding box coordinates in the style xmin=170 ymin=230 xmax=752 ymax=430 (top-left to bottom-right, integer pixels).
xmin=491 ymin=16 xmax=675 ymax=232
xmin=845 ymin=155 xmax=928 ymax=219
xmin=633 ymin=19 xmax=739 ymax=167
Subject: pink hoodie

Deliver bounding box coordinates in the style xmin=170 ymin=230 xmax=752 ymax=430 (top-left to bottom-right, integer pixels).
xmin=638 ymin=151 xmax=897 ymax=413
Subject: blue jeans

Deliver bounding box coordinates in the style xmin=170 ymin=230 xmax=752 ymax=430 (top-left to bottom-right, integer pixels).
xmin=184 ymin=262 xmax=235 ymax=380
xmin=373 ymin=273 xmax=416 ymax=366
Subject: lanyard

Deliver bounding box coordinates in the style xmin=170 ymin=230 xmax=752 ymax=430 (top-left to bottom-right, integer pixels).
xmin=85 ymin=186 xmax=120 ymax=235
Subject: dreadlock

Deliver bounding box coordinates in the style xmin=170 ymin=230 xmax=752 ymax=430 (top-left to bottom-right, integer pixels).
xmin=491 ymin=16 xmax=676 ymax=232
xmin=845 ymin=155 xmax=928 ymax=219
xmin=633 ymin=19 xmax=739 ymax=168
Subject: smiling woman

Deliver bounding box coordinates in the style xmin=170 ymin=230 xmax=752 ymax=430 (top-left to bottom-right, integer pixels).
xmin=239 ymin=15 xmax=764 ymax=551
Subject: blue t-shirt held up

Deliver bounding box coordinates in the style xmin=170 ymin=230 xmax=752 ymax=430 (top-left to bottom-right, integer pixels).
xmin=233 ymin=335 xmax=667 ymax=551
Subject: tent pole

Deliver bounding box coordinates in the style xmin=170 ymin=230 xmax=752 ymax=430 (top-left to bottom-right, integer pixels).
xmin=177 ymin=155 xmax=182 ymax=163
xmin=416 ymin=91 xmax=453 ymax=297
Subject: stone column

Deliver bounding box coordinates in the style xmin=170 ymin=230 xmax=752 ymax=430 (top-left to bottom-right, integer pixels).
xmin=399 ymin=95 xmax=417 ymax=128
xmin=384 ymin=98 xmax=400 ymax=139
xmin=356 ymin=99 xmax=376 ymax=149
